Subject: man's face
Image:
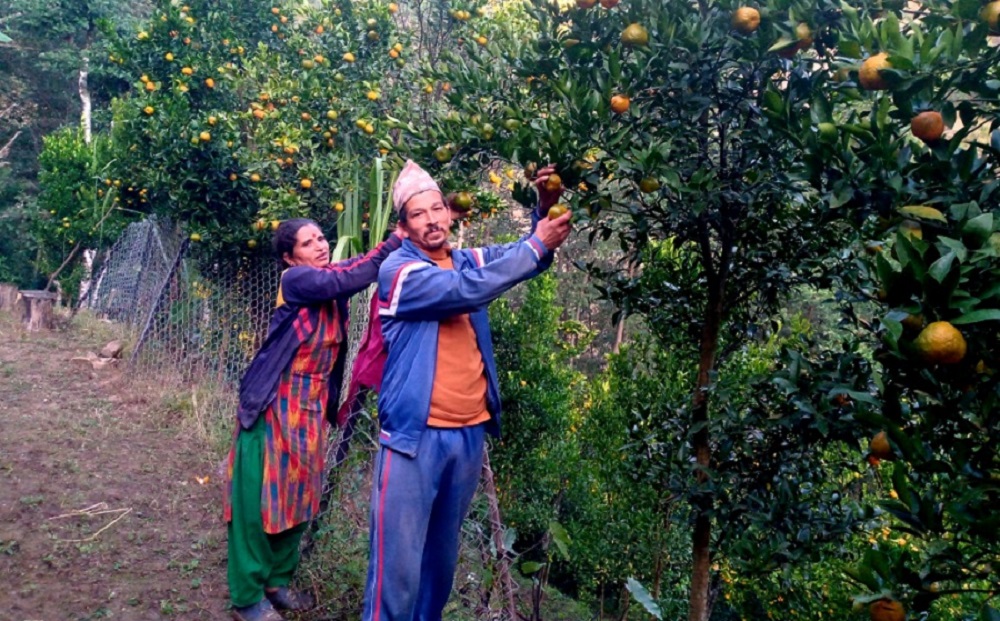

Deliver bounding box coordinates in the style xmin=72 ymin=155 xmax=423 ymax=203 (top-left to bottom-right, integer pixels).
xmin=402 ymin=191 xmax=452 ymax=252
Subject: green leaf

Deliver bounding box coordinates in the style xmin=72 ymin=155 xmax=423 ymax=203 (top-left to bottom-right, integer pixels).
xmin=520 ymin=561 xmax=544 ymax=575
xmin=625 ymin=578 xmax=662 ymax=620
xmin=951 ymin=309 xmax=1000 ymax=324
xmin=0 ymin=31 xmax=11 ymax=44
xmin=928 ymin=251 xmax=956 ymax=284
xmin=548 ymin=520 xmax=571 ymax=560
xmin=963 ymin=213 xmax=994 ymax=245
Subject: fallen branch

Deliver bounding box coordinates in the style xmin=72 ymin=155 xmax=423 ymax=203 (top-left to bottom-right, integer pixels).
xmin=49 ymin=502 xmax=132 ymax=543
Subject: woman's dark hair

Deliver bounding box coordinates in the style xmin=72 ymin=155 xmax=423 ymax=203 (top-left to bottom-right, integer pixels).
xmin=272 ymin=218 xmax=319 ymax=268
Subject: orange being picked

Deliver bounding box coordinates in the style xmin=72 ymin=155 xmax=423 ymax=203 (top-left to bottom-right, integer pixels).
xmin=544 ymin=173 xmax=562 ymax=192
xmin=547 ymin=204 xmax=569 ymax=220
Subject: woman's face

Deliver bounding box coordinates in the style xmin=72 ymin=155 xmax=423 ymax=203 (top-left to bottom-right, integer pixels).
xmin=283 ymin=224 xmax=330 ymax=269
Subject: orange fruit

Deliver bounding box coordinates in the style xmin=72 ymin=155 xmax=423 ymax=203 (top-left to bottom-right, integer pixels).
xmin=859 ymin=53 xmax=892 ymax=90
xmin=334 ymin=202 xmax=345 ymax=212
xmin=913 ymin=321 xmax=967 ymax=365
xmin=982 ymin=1 xmax=1000 ymax=32
xmin=247 ymin=239 xmax=258 ymax=249
xmin=388 ymin=2 xmax=399 ymax=13
xmin=205 ymin=77 xmax=215 ymax=88
xmin=300 ymin=178 xmax=312 ymax=189
xmin=731 ymin=7 xmax=761 ymax=35
xmin=143 ymin=106 xmax=155 ymax=115
xmin=199 ymin=131 xmax=211 ymax=142
xmin=165 ymin=52 xmax=174 ymax=61
xmin=869 ymin=598 xmax=905 ymax=621
xmin=453 ymin=192 xmax=475 ymax=211
xmin=544 ymin=173 xmax=562 ymax=192
xmin=343 ymin=52 xmax=356 ymax=63
xmin=190 ymin=233 xmax=201 ymax=242
xmin=869 ymin=431 xmax=893 ymax=460
xmin=910 ymin=111 xmax=944 ymax=143
xmin=270 ymin=220 xmax=280 ymax=231
xmin=610 ymin=94 xmax=630 ymax=114
xmin=547 ymin=204 xmax=570 ymax=220
xmin=315 ymin=25 xmax=324 ymax=34
xmin=621 ymin=23 xmax=649 ymax=47
xmin=145 ymin=81 xmax=156 ymax=92
xmin=181 ymin=66 xmax=193 ymax=75
xmin=639 ymin=177 xmax=661 ymax=193
xmin=250 ymin=174 xmax=261 ymax=183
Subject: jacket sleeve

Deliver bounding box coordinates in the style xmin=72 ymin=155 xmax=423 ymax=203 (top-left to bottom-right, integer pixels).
xmin=378 ymin=234 xmax=550 ymax=322
xmin=281 ymin=234 xmax=402 ymax=305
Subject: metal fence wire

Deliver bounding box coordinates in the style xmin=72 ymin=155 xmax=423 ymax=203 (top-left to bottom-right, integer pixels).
xmin=83 ymin=218 xmax=519 ymax=620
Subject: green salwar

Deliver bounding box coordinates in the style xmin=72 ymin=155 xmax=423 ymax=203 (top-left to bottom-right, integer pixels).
xmin=227 ymin=418 xmax=308 ymax=607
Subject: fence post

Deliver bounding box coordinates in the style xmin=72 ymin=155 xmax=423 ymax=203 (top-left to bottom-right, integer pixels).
xmin=129 ymin=238 xmax=190 ymax=366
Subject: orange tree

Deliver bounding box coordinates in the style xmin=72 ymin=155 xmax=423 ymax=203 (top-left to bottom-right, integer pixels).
xmin=764 ymin=1 xmax=1000 ymax=619
xmin=100 ymin=0 xmax=409 ymax=257
xmin=387 ymin=0 xmax=999 ymax=619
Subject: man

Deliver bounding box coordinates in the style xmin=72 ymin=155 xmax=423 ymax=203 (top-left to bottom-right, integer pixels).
xmin=362 ymin=160 xmax=572 ymax=621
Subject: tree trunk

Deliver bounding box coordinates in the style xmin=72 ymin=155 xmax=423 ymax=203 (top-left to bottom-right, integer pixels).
xmin=79 ymin=55 xmax=91 ymax=144
xmin=19 ymin=290 xmax=58 ymax=331
xmin=687 ymin=281 xmax=724 ymax=621
xmin=0 ymin=283 xmax=19 ymax=311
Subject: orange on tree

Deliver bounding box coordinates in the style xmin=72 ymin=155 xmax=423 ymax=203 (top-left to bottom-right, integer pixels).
xmin=343 ymin=52 xmax=356 ymax=63
xmin=869 ymin=431 xmax=893 ymax=460
xmin=199 ymin=131 xmax=211 ymax=142
xmin=165 ymin=52 xmax=174 ymax=61
xmin=229 ymin=173 xmax=237 ymax=181
xmin=731 ymin=7 xmax=761 ymax=35
xmin=250 ymin=173 xmax=261 ymax=183
xmin=334 ymin=202 xmax=345 ymax=212
xmin=610 ymin=94 xmax=630 ymax=114
xmin=453 ymin=191 xmax=475 ymax=211
xmin=181 ymin=66 xmax=193 ymax=75
xmin=639 ymin=177 xmax=661 ymax=193
xmin=247 ymin=239 xmax=257 ymax=249
xmin=190 ymin=232 xmax=202 ymax=242
xmin=817 ymin=122 xmax=837 ymax=143
xmin=300 ymin=178 xmax=312 ymax=189
xmin=143 ymin=106 xmax=155 ymax=115
xmin=388 ymin=2 xmax=399 ymax=13
xmin=204 ymin=77 xmax=215 ymax=88
xmin=270 ymin=220 xmax=280 ymax=231
xmin=912 ymin=321 xmax=967 ymax=365
xmin=544 ymin=173 xmax=562 ymax=192
xmin=869 ymin=598 xmax=905 ymax=621
xmin=910 ymin=111 xmax=944 ymax=143
xmin=621 ymin=23 xmax=650 ymax=47
xmin=859 ymin=53 xmax=892 ymax=90
xmin=982 ymin=0 xmax=1000 ymax=32
xmin=145 ymin=81 xmax=156 ymax=92
xmin=208 ymin=116 xmax=217 ymax=125
xmin=315 ymin=25 xmax=324 ymax=34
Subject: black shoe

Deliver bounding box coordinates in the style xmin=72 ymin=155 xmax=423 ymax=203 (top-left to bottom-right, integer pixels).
xmin=231 ymin=598 xmax=284 ymax=621
xmin=266 ymin=586 xmax=316 ymax=612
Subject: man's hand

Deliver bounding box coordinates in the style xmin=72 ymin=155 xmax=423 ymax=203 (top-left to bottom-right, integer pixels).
xmin=533 ymin=209 xmax=572 ymax=252
xmin=533 ymin=164 xmax=563 ymax=215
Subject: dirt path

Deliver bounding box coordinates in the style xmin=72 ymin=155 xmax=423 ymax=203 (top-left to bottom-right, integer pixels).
xmin=0 ymin=315 xmax=230 ymax=620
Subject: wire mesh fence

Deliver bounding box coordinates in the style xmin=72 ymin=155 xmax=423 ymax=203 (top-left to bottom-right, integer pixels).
xmin=83 ymin=217 xmax=520 ymax=620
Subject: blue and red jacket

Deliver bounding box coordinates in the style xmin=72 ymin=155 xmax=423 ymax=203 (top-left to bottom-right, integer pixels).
xmin=375 ymin=213 xmax=552 ymax=457
xmin=235 ymin=234 xmax=402 ymax=430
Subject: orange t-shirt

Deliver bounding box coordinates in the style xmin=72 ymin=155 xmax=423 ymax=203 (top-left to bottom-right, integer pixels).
xmin=425 ymin=247 xmax=491 ymax=428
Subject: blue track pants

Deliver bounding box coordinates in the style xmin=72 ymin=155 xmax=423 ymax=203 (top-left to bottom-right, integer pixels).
xmin=362 ymin=425 xmax=486 ymax=621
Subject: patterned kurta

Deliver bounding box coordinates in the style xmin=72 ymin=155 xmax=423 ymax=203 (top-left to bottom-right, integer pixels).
xmin=260 ymin=301 xmax=341 ymax=533
xmin=224 ymin=301 xmax=341 ymax=534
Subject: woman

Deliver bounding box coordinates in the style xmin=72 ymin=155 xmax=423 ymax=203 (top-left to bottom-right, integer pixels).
xmin=223 ymin=218 xmax=403 ymax=621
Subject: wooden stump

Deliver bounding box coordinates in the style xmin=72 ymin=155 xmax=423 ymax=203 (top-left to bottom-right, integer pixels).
xmin=19 ymin=290 xmax=59 ymax=331
xmin=0 ymin=283 xmax=18 ymax=312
